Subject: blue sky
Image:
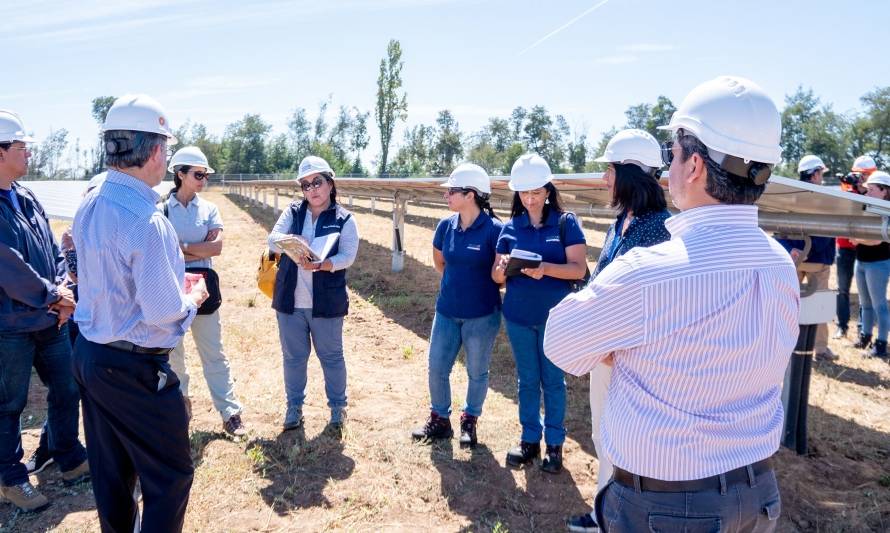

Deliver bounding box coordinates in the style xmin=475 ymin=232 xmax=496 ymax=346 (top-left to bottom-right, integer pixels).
xmin=5 ymin=0 xmax=890 ymax=170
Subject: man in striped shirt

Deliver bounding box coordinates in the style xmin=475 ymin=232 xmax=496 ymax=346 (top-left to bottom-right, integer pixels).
xmin=545 ymin=77 xmax=799 ymax=532
xmin=72 ymin=95 xmax=208 ymax=533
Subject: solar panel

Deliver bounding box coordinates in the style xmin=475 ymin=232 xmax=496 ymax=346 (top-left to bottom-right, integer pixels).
xmin=18 ymin=180 xmax=175 ymax=221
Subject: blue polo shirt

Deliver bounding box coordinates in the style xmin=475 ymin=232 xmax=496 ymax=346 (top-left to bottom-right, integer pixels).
xmin=497 ymin=210 xmax=586 ymax=326
xmin=433 ymin=212 xmax=503 ymax=319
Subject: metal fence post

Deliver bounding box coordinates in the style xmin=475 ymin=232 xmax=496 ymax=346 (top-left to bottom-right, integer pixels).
xmin=371 ymin=197 xmax=376 ymax=214
xmin=392 ymin=192 xmax=407 ymax=272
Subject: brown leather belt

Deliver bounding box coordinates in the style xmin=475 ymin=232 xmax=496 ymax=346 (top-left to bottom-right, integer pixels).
xmin=106 ymin=340 xmax=172 ymax=356
xmin=612 ymin=458 xmax=773 ymax=493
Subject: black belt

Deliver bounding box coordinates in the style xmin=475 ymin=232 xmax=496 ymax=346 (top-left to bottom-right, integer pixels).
xmin=613 ymin=458 xmax=773 ymax=493
xmin=105 ymin=340 xmax=172 ymax=356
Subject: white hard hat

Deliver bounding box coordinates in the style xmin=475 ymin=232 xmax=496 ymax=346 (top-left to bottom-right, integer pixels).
xmin=297 ymin=155 xmax=334 ymax=181
xmin=102 ymin=94 xmax=177 ymax=144
xmin=798 ymin=155 xmax=828 ymax=174
xmin=168 ymin=146 xmax=215 ymax=173
xmin=440 ymin=163 xmax=491 ymax=195
xmin=594 ymin=129 xmax=662 ymax=170
xmin=659 ymin=76 xmax=782 ymax=165
xmin=865 ymin=171 xmax=890 ymax=188
xmin=0 ymin=110 xmax=35 ymax=143
xmin=852 ymin=155 xmax=877 ymax=172
xmin=509 ymin=154 xmax=553 ymax=192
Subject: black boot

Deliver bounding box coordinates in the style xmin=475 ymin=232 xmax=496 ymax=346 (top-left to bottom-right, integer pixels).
xmin=870 ymin=339 xmax=888 ymax=358
xmin=854 ymin=333 xmax=872 ymax=349
xmin=459 ymin=413 xmax=477 ymax=449
xmin=411 ymin=412 xmax=453 ymax=442
xmin=505 ymin=441 xmax=540 ymax=467
xmin=540 ymin=444 xmax=563 ymax=474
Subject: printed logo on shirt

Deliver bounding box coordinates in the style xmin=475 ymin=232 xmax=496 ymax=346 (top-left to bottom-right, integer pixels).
xmin=466 ymin=244 xmax=481 ymax=251
xmin=322 ymin=224 xmax=340 ymax=229
xmin=545 ymin=236 xmax=561 ymax=243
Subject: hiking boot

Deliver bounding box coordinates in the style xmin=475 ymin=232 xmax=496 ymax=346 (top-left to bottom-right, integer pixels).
xmin=459 ymin=413 xmax=477 ymax=449
xmin=832 ymin=327 xmax=848 ymax=340
xmin=283 ymin=405 xmax=303 ymax=431
xmin=505 ymin=441 xmax=540 ymax=468
xmin=25 ymin=446 xmax=54 ymax=475
xmin=330 ymin=407 xmax=347 ymax=430
xmin=0 ymin=481 xmax=50 ymax=513
xmin=411 ymin=412 xmax=453 ymax=442
xmin=224 ymin=414 xmax=247 ymax=437
xmin=566 ymin=511 xmax=600 ymax=532
xmin=541 ymin=444 xmax=563 ymax=474
xmin=61 ymin=460 xmax=90 ymax=486
xmin=854 ymin=333 xmax=872 ymax=349
xmin=870 ymin=339 xmax=888 ymax=358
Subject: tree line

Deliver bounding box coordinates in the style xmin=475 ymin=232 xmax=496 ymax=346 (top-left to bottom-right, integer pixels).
xmin=23 ymin=39 xmax=890 ymax=181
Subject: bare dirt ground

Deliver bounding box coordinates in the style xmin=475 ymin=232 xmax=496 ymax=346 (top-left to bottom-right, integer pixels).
xmin=2 ymin=190 xmax=889 ymax=532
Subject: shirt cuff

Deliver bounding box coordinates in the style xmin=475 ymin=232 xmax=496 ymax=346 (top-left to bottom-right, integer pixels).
xmin=180 ymin=303 xmax=198 ymax=334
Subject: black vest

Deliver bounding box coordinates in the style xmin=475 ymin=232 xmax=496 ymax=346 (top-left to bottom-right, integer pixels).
xmin=271 ymin=201 xmax=352 ymax=318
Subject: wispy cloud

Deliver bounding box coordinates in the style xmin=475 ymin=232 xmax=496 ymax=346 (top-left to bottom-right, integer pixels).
xmin=161 ymin=76 xmax=280 ymax=102
xmin=519 ymin=0 xmax=612 ymax=56
xmin=617 ymin=43 xmax=675 ymax=53
xmin=594 ymin=55 xmax=638 ymax=65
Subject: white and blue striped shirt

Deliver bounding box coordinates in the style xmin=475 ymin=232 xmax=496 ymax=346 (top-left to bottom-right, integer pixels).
xmin=544 ymin=205 xmax=799 ymax=481
xmin=73 ymin=170 xmax=197 ymax=349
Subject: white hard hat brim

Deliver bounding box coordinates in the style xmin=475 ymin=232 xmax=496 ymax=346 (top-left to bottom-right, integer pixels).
xmin=167 ymin=163 xmax=215 ymax=173
xmin=297 ymin=170 xmax=335 ymax=181
xmin=508 ymin=174 xmax=552 ymax=191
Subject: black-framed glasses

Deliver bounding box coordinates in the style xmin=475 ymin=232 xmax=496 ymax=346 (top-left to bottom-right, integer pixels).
xmin=192 ymin=171 xmax=209 ymax=181
xmin=446 ymin=187 xmax=470 ymax=195
xmin=300 ymin=178 xmax=326 ymax=192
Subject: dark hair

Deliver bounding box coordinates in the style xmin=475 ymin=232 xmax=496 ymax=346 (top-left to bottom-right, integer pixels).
xmin=0 ymin=142 xmax=11 ymax=151
xmin=873 ymin=184 xmax=890 ymax=201
xmin=173 ymin=165 xmax=191 ymax=189
xmin=799 ymin=169 xmax=818 ymax=182
xmin=510 ymin=182 xmax=564 ymax=220
xmin=104 ymin=130 xmax=166 ymax=169
xmin=678 ymin=134 xmax=766 ymax=205
xmin=469 ymin=190 xmax=499 ymax=220
xmin=611 ymin=163 xmax=666 ymax=215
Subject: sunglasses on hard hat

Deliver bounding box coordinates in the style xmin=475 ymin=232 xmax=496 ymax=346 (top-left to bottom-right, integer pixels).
xmin=300 ymin=177 xmax=327 ymax=191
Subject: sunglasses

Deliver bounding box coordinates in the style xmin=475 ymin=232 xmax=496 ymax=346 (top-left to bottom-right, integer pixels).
xmin=660 ymin=141 xmax=675 ymax=166
xmin=191 ymin=171 xmax=209 ymax=180
xmin=300 ymin=177 xmax=327 ymax=191
xmin=446 ymin=187 xmax=471 ymax=196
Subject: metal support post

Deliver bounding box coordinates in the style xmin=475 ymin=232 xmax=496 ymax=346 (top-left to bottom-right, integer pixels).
xmin=274 ymin=189 xmax=279 ymax=212
xmin=392 ymin=192 xmax=407 ymax=272
xmin=262 ymin=188 xmax=267 ymax=208
xmin=371 ymin=197 xmax=376 ymax=214
xmin=349 ymin=195 xmax=354 ymax=207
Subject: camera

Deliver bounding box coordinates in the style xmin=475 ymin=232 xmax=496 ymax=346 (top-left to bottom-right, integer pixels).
xmin=840 ymin=172 xmax=862 ymax=186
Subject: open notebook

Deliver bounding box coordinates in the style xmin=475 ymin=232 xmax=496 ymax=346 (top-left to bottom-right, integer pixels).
xmin=274 ymin=233 xmax=340 ymax=263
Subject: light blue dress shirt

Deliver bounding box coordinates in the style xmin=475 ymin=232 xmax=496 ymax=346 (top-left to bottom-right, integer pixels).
xmin=73 ymin=169 xmax=197 ymax=349
xmin=161 ymin=193 xmax=223 ymax=269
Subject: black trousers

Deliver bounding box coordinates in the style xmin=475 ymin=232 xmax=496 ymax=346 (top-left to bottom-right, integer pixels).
xmin=72 ymin=336 xmax=193 ymax=533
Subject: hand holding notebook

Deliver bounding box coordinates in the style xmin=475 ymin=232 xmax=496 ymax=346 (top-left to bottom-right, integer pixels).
xmin=504 ymin=249 xmax=542 ymax=277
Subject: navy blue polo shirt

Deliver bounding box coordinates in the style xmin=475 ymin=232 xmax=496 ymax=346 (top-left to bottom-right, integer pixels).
xmin=433 ymin=212 xmax=503 ymax=319
xmin=496 ymin=210 xmax=586 ymax=326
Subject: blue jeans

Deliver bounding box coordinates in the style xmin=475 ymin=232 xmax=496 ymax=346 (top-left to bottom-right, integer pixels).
xmin=855 ymin=258 xmax=890 ymax=342
xmin=504 ymin=320 xmax=566 ymax=445
xmin=836 ymin=247 xmax=856 ymax=330
xmin=595 ymin=469 xmax=781 ymax=532
xmin=277 ymin=310 xmax=347 ymax=410
xmin=428 ymin=311 xmax=501 ymax=418
xmin=0 ymin=323 xmax=87 ymax=486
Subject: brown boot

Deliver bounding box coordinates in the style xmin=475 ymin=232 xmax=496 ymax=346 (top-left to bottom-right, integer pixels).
xmin=0 ymin=481 xmax=50 ymax=513
xmin=61 ymin=460 xmax=91 ymax=486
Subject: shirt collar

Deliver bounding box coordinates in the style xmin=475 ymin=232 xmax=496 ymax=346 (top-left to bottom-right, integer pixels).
xmin=665 ymin=204 xmax=759 ymax=238
xmin=170 ymin=192 xmax=200 ymax=209
xmin=104 ymin=169 xmax=161 ymax=204
xmin=450 ymin=211 xmax=490 ymax=231
xmin=518 ymin=209 xmax=560 ymax=229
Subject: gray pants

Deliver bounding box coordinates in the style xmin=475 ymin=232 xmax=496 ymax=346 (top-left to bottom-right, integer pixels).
xmin=596 ymin=468 xmax=781 ymax=531
xmin=276 ymin=310 xmax=347 ymax=410
xmin=170 ymin=310 xmax=242 ymax=421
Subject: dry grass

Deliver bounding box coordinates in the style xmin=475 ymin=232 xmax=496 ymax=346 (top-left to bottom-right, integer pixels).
xmin=2 ymin=190 xmax=888 ymax=532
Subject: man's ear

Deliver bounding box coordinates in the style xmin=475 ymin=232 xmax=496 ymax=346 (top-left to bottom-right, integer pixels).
xmin=687 ymin=152 xmax=708 ymax=185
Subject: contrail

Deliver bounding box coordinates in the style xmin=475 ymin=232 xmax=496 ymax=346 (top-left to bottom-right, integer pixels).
xmin=518 ymin=0 xmax=612 ymax=56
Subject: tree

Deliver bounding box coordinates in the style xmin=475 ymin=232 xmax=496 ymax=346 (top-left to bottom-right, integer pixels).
xmin=779 ymin=87 xmax=853 ymax=177
xmin=392 ymin=125 xmax=435 ymax=175
xmin=523 ymin=106 xmax=567 ymax=170
xmin=433 ymin=110 xmax=463 ymax=175
xmin=624 ymin=95 xmax=676 ymax=143
xmin=375 ymin=39 xmax=408 ymax=175
xmin=860 ymin=87 xmax=890 ymax=167
xmin=88 ymin=96 xmax=116 ymax=176
xmin=91 ymin=96 xmax=116 ymax=125
xmin=27 ymin=128 xmax=69 ymax=179
xmin=781 ymin=87 xmax=822 ymax=168
xmin=510 ymin=107 xmax=527 ymax=141
xmin=348 ymin=108 xmax=371 ymax=175
xmin=287 ymin=108 xmax=312 ymax=167
xmin=567 ymin=134 xmax=588 ymax=173
xmin=221 ymin=114 xmax=271 ymax=174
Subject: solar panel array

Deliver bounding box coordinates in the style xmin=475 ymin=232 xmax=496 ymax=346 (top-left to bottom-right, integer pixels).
xmin=18 ymin=180 xmax=175 ymax=221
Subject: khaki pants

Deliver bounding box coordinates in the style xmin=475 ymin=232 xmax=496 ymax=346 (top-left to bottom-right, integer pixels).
xmin=798 ymin=262 xmax=830 ymax=352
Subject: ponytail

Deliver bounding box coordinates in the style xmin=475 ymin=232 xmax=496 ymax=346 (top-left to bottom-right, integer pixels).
xmin=474 ymin=192 xmax=499 ymax=220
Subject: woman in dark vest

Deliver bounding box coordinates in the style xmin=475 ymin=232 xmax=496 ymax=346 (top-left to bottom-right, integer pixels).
xmin=268 ymin=155 xmax=359 ymax=432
